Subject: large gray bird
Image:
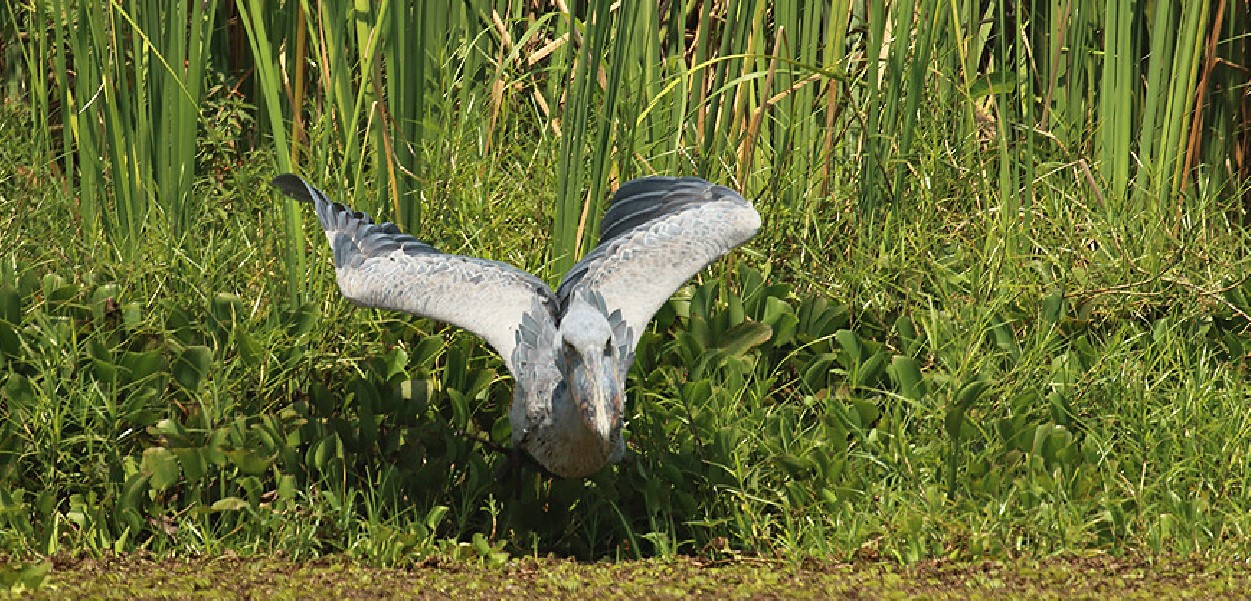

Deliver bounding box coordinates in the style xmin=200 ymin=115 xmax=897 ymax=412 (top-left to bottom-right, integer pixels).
xmin=272 ymin=174 xmax=760 ymax=478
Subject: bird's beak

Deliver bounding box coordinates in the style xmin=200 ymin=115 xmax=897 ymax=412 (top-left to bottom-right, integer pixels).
xmin=571 ymin=352 xmax=623 ymax=446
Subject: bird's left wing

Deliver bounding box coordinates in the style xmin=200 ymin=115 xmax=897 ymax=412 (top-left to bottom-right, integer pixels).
xmin=272 ymin=174 xmax=558 ymax=372
xmin=556 ymin=176 xmax=761 ymax=366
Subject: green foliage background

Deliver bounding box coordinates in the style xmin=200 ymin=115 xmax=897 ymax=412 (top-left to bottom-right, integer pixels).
xmin=0 ymin=0 xmax=1249 ymax=564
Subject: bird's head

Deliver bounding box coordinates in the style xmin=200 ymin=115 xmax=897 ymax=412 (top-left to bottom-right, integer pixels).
xmin=558 ymin=301 xmax=624 ymax=449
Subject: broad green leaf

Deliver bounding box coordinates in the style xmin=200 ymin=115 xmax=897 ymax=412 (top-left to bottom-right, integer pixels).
xmin=210 ymin=497 xmax=250 ymax=511
xmin=0 ymin=286 xmax=21 ymax=325
xmin=0 ymin=321 xmax=21 ymax=360
xmin=120 ymin=349 xmax=166 ymax=384
xmin=989 ymin=316 xmax=1019 ymax=361
xmin=715 ymin=321 xmax=772 ymax=357
xmin=141 ymin=447 xmax=181 ymax=491
xmin=834 ymin=329 xmax=865 ymax=368
xmin=224 ymin=448 xmax=274 ymax=476
xmin=968 ymin=70 xmax=1020 ymax=99
xmin=411 ymin=335 xmax=445 ymax=368
xmin=1041 ymin=293 xmax=1066 ymax=324
xmin=90 ymin=283 xmax=120 ymax=322
xmin=210 ymin=293 xmax=244 ymax=327
xmin=855 ymin=351 xmax=888 ymax=388
xmin=171 ymin=447 xmax=210 ymax=482
xmin=286 ymin=303 xmax=320 ymax=338
xmin=894 ymin=315 xmax=921 ymax=357
xmin=173 ymin=345 xmax=213 ymax=391
xmin=850 ymin=398 xmax=879 ymax=427
xmin=235 ymin=328 xmax=262 ymax=367
xmin=888 ymin=355 xmax=925 ymax=400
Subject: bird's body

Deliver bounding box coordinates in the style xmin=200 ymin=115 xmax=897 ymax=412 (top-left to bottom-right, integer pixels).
xmin=273 ymin=174 xmax=760 ymax=478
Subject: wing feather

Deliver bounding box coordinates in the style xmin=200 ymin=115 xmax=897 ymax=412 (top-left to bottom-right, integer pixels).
xmin=273 ymin=174 xmax=557 ymax=372
xmin=556 ymin=176 xmax=761 ymax=362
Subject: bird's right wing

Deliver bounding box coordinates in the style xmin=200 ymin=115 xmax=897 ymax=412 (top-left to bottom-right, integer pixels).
xmin=272 ymin=174 xmax=558 ymax=372
xmin=556 ymin=177 xmax=761 ymax=366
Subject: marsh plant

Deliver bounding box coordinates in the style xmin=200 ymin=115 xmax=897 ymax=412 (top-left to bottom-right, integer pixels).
xmin=0 ymin=0 xmax=1249 ymax=568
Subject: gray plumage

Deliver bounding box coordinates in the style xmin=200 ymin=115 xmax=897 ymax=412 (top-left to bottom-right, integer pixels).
xmin=273 ymin=174 xmax=761 ymax=478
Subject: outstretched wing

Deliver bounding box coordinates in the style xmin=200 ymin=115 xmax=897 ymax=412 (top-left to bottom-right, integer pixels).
xmin=272 ymin=174 xmax=558 ymax=372
xmin=556 ymin=176 xmax=761 ymax=363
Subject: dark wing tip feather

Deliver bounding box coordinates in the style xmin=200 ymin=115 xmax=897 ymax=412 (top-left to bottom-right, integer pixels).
xmin=271 ymin=174 xmax=315 ymax=203
xmin=273 ymin=173 xmax=439 ymax=262
xmin=599 ymin=176 xmax=747 ymax=243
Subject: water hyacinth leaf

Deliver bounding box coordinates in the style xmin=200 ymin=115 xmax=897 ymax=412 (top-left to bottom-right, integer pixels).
xmin=778 ymin=453 xmax=813 ymax=479
xmin=235 ymin=328 xmax=262 ymax=367
xmin=0 ymin=560 xmax=51 ymax=594
xmin=90 ymin=284 xmax=120 ymax=322
xmin=41 ymin=274 xmax=75 ymax=307
xmin=989 ymin=316 xmax=1019 ymax=361
xmin=383 ymin=347 xmax=409 ymax=380
xmin=0 ymin=321 xmax=20 ymax=361
xmin=762 ymin=296 xmax=797 ymax=346
xmin=834 ymin=329 xmax=866 ymax=369
xmin=411 ymin=335 xmax=444 ymax=369
xmin=401 ymin=377 xmax=432 ymax=414
xmin=309 ymin=382 xmax=335 ymax=415
xmin=737 ymin=264 xmax=764 ymax=308
xmin=119 ymin=349 xmax=166 ymax=385
xmin=349 ymin=377 xmax=382 ymax=415
xmin=2 ymin=374 xmax=34 ymax=405
xmin=689 ymin=281 xmax=717 ymax=321
xmin=425 ymin=505 xmax=449 ymax=531
xmin=122 ymin=303 xmax=143 ymax=329
xmin=850 ymin=398 xmax=880 ymax=427
xmin=141 ymin=447 xmax=181 ymax=491
xmin=854 ymin=351 xmax=888 ymax=388
xmin=171 ymin=447 xmax=210 ymax=482
xmin=714 ymin=321 xmax=773 ymax=358
xmin=90 ymin=358 xmax=118 ymax=383
xmin=210 ymin=293 xmax=244 ymax=327
xmin=309 ymin=434 xmax=342 ymax=472
xmin=1048 ymin=390 xmax=1076 ymax=426
xmin=967 ymin=70 xmax=1020 ymax=99
xmin=466 ymin=368 xmax=496 ymax=400
xmin=797 ymin=296 xmax=848 ymax=340
xmin=894 ymin=315 xmax=921 ymax=357
xmin=1042 ymin=292 xmax=1066 ymax=324
xmin=0 ymin=286 xmax=20 ymax=325
xmin=210 ymin=497 xmax=250 ymax=512
xmin=285 ymin=303 xmax=320 ymax=338
xmin=727 ymin=290 xmax=746 ymax=325
xmin=685 ymin=378 xmax=715 ymax=405
xmin=87 ymin=338 xmax=111 ymax=362
xmin=444 ymin=337 xmax=470 ymax=391
xmin=687 ymin=314 xmax=712 ymax=351
xmin=446 ymin=389 xmax=470 ymax=428
xmin=225 ymin=448 xmax=274 ymax=475
xmin=888 ymin=355 xmax=925 ymax=400
xmin=667 ymin=294 xmax=691 ymax=321
xmin=802 ymin=353 xmax=837 ymax=392
xmin=945 ymin=379 xmax=990 ymax=496
xmin=173 ymin=345 xmax=213 ymax=391
xmin=278 ymin=475 xmax=297 ymax=501
xmin=1033 ymin=424 xmax=1073 ymax=468
xmin=948 ymin=380 xmax=989 ymax=436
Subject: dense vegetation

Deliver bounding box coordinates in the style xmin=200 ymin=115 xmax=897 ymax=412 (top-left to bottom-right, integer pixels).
xmin=1 ymin=0 xmax=1249 ymax=575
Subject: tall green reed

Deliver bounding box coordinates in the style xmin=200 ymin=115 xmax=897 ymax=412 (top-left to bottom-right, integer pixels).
xmin=27 ymin=1 xmax=213 ymax=258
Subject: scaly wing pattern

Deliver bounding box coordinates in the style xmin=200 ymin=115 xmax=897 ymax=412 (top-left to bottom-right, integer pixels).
xmin=272 ymin=174 xmax=558 ymax=372
xmin=556 ymin=176 xmax=761 ymax=370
